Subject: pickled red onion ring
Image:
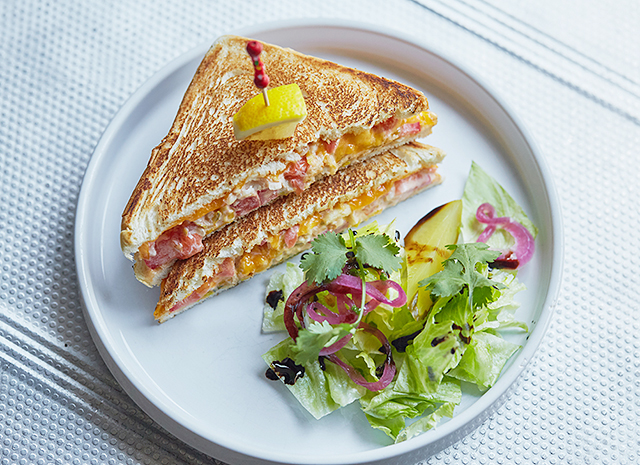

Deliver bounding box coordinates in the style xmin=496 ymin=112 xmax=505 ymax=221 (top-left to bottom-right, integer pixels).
xmin=307 ymin=300 xmax=357 ymax=325
xmin=476 ymin=202 xmax=535 ymax=267
xmin=319 ymin=334 xmax=352 ymax=356
xmin=284 ymin=273 xmax=407 ymax=340
xmin=327 ymin=323 xmax=395 ymax=391
xmin=327 ymin=355 xmax=395 ymax=391
xmin=284 ymin=280 xmax=318 ymax=339
xmin=330 ymin=274 xmax=407 ymax=308
xmin=306 ymin=302 xmax=343 ymax=325
xmin=282 ymin=272 xmax=405 ymax=391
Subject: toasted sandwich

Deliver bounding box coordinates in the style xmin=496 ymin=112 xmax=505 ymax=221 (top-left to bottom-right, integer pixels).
xmin=121 ymin=35 xmax=438 ymax=287
xmin=154 ymin=142 xmax=445 ymax=323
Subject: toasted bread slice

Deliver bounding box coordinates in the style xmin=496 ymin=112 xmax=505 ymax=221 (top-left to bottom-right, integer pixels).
xmin=154 ymin=142 xmax=445 ymax=323
xmin=121 ymin=35 xmax=438 ymax=287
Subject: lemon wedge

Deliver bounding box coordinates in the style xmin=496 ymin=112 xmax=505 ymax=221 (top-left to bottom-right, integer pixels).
xmin=233 ymin=83 xmax=307 ymax=140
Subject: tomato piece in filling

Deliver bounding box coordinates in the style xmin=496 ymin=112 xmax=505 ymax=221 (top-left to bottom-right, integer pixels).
xmin=144 ymin=222 xmax=204 ymax=269
xmin=283 ymin=157 xmax=309 ymax=193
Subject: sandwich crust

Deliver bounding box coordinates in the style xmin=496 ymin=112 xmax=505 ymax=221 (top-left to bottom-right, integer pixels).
xmin=121 ymin=35 xmax=433 ymax=259
xmin=154 ymin=142 xmax=445 ymax=322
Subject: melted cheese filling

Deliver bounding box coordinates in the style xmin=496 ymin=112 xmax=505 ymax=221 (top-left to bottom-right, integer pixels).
xmin=235 ymin=180 xmax=400 ymax=278
xmin=166 ymin=165 xmax=438 ymax=315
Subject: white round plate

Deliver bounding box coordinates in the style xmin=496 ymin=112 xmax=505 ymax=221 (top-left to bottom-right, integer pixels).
xmin=76 ymin=20 xmax=563 ymax=465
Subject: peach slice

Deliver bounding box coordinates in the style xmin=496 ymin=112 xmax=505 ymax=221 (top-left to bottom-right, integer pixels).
xmin=405 ymin=200 xmax=462 ymax=314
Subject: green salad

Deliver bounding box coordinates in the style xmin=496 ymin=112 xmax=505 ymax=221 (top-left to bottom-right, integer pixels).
xmin=261 ymin=162 xmax=537 ymax=442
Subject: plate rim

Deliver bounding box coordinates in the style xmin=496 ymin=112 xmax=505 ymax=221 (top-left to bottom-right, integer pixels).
xmin=75 ymin=18 xmax=564 ymax=465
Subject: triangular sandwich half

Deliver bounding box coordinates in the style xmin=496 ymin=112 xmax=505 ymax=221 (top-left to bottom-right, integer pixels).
xmin=121 ymin=35 xmax=438 ymax=287
xmin=154 ymin=141 xmax=445 ymax=323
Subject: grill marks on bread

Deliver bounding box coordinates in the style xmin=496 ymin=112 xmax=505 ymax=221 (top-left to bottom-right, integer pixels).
xmin=121 ymin=35 xmax=432 ymax=257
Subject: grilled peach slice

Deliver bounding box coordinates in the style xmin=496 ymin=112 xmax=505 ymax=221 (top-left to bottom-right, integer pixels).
xmin=405 ymin=200 xmax=462 ymax=313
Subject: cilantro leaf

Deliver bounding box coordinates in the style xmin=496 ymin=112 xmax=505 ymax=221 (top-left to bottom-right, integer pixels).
xmin=354 ymin=234 xmax=402 ymax=274
xmin=420 ymin=243 xmax=503 ymax=301
xmin=293 ymin=229 xmax=405 ymax=365
xmin=292 ymin=321 xmax=353 ymax=365
xmin=422 ymin=258 xmax=466 ymax=298
xmin=300 ymin=232 xmax=348 ymax=284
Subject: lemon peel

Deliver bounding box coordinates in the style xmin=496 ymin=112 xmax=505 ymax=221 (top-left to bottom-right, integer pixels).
xmin=233 ymin=83 xmax=307 ymax=140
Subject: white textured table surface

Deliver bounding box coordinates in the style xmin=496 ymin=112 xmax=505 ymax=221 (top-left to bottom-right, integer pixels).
xmin=1 ymin=1 xmax=639 ymax=464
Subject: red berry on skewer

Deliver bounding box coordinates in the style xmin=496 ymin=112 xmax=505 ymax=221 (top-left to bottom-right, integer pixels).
xmin=246 ymin=40 xmax=270 ymax=105
xmin=246 ymin=40 xmax=263 ymax=58
xmin=255 ymin=73 xmax=270 ymax=89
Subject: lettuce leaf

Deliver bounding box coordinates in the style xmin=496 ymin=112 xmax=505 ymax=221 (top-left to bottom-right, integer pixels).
xmin=446 ymin=331 xmax=520 ymax=391
xmin=361 ymin=377 xmax=460 ymax=440
xmin=262 ymin=339 xmax=365 ymax=419
xmin=394 ymin=320 xmax=463 ymax=395
xmin=395 ymin=401 xmax=456 ymax=443
xmin=262 ymin=262 xmax=304 ymax=333
xmin=481 ymin=269 xmax=529 ymax=332
xmin=461 ymin=162 xmax=538 ymax=248
xmin=362 ymin=376 xmax=461 ymax=420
